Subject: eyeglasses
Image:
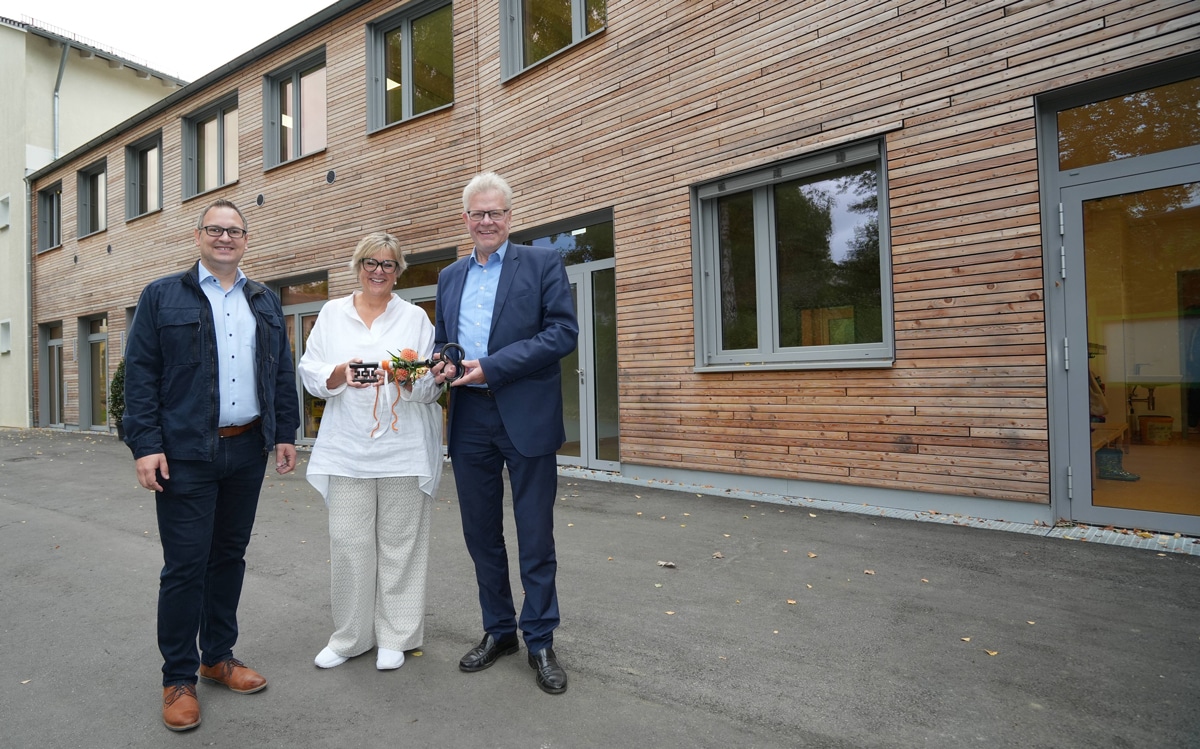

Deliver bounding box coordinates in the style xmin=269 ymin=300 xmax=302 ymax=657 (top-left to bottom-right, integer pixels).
xmin=200 ymin=225 xmax=248 ymax=239
xmin=361 ymin=258 xmax=400 ymax=273
xmin=466 ymin=209 xmax=509 ymax=222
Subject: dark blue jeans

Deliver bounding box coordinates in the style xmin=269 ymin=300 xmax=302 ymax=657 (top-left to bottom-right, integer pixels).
xmin=155 ymin=430 xmax=267 ymax=686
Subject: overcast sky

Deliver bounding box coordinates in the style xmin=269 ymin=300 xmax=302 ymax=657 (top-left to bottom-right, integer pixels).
xmin=1 ymin=0 xmax=334 ymax=81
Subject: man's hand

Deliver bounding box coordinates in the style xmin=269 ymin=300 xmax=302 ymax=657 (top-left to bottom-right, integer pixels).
xmin=276 ymin=443 xmax=298 ymax=475
xmin=136 ymin=453 xmax=169 ymax=491
xmin=450 ymin=358 xmax=486 ymax=387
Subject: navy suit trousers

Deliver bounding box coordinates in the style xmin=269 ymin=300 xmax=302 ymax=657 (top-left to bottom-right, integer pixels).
xmin=449 ymin=388 xmax=560 ymax=652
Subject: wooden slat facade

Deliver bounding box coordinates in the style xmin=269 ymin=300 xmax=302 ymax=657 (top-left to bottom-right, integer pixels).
xmin=27 ymin=0 xmax=1200 ymax=508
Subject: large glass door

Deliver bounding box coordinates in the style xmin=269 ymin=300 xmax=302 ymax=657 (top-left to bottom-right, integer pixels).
xmin=514 ymin=212 xmax=620 ymax=471
xmin=561 ymin=262 xmax=619 ymax=470
xmin=280 ymin=278 xmax=328 ymax=443
xmin=46 ymin=323 xmax=65 ymax=427
xmin=1063 ymin=168 xmax=1200 ymax=534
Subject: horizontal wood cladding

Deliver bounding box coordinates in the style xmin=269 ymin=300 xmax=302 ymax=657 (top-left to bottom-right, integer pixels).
xmin=28 ymin=0 xmax=1199 ymax=502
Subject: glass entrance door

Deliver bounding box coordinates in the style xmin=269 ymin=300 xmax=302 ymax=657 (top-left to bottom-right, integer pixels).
xmin=280 ymin=278 xmax=329 ymax=444
xmin=560 ymin=262 xmax=619 ymax=470
xmin=1063 ymin=168 xmax=1200 ymax=534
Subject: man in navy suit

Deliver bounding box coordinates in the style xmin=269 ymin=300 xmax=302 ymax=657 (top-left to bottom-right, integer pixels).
xmin=435 ymin=172 xmax=579 ymax=694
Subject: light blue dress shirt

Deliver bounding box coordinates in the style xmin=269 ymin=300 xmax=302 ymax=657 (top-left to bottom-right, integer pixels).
xmin=458 ymin=242 xmax=507 ymax=364
xmin=198 ymin=263 xmax=259 ymax=427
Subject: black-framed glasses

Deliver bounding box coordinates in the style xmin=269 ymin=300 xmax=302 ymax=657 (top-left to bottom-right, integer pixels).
xmin=466 ymin=209 xmax=509 ymax=222
xmin=361 ymin=258 xmax=400 ymax=273
xmin=201 ymin=225 xmax=248 ymax=239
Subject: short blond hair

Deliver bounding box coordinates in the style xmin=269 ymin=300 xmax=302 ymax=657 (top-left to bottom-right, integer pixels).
xmin=347 ymin=232 xmax=406 ymax=273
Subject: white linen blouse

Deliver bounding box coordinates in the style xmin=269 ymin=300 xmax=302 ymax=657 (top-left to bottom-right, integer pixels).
xmin=298 ymin=292 xmax=444 ymax=502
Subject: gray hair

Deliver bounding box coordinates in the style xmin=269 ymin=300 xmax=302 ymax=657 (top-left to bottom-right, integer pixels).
xmin=462 ymin=172 xmax=513 ymax=212
xmin=195 ymin=198 xmax=248 ymax=232
xmin=348 ymin=232 xmax=406 ymax=273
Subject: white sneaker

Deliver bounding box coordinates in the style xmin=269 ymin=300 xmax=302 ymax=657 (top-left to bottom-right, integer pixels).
xmin=376 ymin=648 xmax=405 ymax=670
xmin=314 ymin=646 xmax=348 ymax=669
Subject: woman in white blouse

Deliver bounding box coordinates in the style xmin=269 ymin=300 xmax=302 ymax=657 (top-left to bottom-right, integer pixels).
xmin=299 ymin=232 xmax=452 ymax=671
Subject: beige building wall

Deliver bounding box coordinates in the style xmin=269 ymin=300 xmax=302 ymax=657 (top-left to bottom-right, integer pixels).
xmin=0 ymin=18 xmax=181 ymax=428
xmin=23 ymin=1 xmax=1200 ymax=527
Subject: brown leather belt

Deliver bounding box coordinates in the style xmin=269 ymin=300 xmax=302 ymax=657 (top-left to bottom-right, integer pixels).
xmin=218 ymin=417 xmax=261 ymax=438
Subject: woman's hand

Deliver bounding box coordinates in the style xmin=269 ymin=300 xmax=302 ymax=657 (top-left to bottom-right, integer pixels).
xmin=329 ymin=358 xmax=383 ymax=390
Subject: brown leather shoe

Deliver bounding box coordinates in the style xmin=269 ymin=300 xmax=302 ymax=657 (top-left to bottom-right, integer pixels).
xmin=199 ymin=657 xmax=267 ymax=694
xmin=162 ymin=684 xmax=201 ymax=732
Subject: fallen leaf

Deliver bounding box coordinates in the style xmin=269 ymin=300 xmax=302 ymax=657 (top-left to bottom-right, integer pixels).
xmin=411 ymin=650 xmax=423 ymax=657
xmin=806 ymin=584 xmax=812 ymax=589
xmin=920 ymin=578 xmax=929 ymax=583
xmin=809 ymin=513 xmax=817 ymax=518
xmin=567 ymin=523 xmax=574 ymax=527
xmin=665 ymin=611 xmax=676 ymax=615
xmin=654 ymin=583 xmax=662 ymax=588
xmin=1026 ymin=621 xmax=1035 ymax=625
xmin=807 ymin=552 xmax=818 ymax=558
xmin=607 ymin=557 xmax=614 ymax=561
xmin=712 ymin=551 xmax=724 ymax=559
xmin=21 ymin=679 xmax=31 ymax=684
xmin=864 ymin=569 xmax=875 ymax=575
xmin=961 ymin=637 xmax=971 ymax=642
xmin=985 ymin=649 xmax=999 ymax=656
xmin=723 ymin=533 xmax=731 ymax=538
xmin=657 ymin=560 xmax=676 ymax=568
xmin=787 ymin=599 xmax=797 ymax=605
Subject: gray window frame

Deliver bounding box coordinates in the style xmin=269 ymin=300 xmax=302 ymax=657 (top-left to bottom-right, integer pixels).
xmin=366 ymin=0 xmax=454 ymax=133
xmin=691 ymin=139 xmax=895 ymax=371
xmin=77 ymin=159 xmax=107 ymax=237
xmin=37 ymin=182 xmax=62 ymax=252
xmin=263 ymin=49 xmax=327 ymax=169
xmin=499 ymin=0 xmax=605 ymax=81
xmin=183 ymin=93 xmax=239 ymax=199
xmin=125 ymin=132 xmax=162 ymax=220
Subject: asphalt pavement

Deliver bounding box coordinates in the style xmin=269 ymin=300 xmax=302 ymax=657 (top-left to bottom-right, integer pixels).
xmin=1 ymin=427 xmax=1197 ymax=749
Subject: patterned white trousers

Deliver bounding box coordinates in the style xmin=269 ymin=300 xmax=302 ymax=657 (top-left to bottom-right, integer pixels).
xmin=325 ymin=475 xmax=431 ymax=655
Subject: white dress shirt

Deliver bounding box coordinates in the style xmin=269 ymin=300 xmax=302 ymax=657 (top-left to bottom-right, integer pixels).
xmin=298 ymin=293 xmax=444 ymax=501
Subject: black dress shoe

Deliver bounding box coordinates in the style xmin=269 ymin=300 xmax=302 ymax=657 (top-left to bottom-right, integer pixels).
xmin=528 ymin=646 xmax=567 ymax=694
xmin=459 ymin=633 xmax=520 ymax=672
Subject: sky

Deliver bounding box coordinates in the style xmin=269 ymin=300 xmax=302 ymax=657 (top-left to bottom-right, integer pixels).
xmin=1 ymin=0 xmax=334 ymax=82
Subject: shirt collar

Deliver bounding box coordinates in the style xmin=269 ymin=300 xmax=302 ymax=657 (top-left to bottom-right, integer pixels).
xmin=470 ymin=241 xmax=508 ymax=267
xmin=198 ymin=261 xmax=247 ymax=289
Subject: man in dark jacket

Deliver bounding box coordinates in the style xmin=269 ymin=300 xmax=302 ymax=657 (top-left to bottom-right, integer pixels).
xmin=123 ymin=198 xmax=300 ymax=732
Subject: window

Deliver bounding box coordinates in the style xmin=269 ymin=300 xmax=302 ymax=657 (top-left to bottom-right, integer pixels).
xmin=501 ymin=0 xmax=605 ymax=79
xmin=126 ymin=133 xmax=162 ymax=219
xmin=184 ymin=96 xmax=239 ymax=197
xmin=693 ymin=140 xmax=894 ymax=370
xmin=0 ymin=193 xmax=10 ymax=229
xmin=77 ymin=160 xmax=107 ymax=237
xmin=368 ymin=0 xmax=454 ymax=131
xmin=37 ymin=182 xmax=62 ymax=251
xmin=265 ymin=51 xmax=327 ymax=167
xmin=0 ymin=319 xmax=11 ymax=354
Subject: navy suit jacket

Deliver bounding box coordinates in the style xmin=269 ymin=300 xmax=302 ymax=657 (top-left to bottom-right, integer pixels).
xmin=435 ymin=242 xmax=579 ymax=457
